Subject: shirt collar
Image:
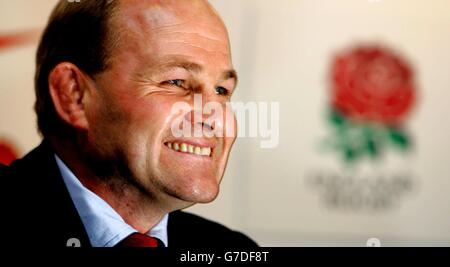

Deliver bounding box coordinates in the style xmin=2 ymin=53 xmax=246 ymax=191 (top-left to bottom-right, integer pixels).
xmin=54 ymin=154 xmax=168 ymax=247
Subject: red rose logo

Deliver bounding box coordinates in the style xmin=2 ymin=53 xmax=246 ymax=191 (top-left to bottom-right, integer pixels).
xmin=332 ymin=46 xmax=415 ymax=125
xmin=325 ymin=45 xmax=417 ymax=163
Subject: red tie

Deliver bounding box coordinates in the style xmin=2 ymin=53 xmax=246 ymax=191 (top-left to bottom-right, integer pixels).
xmin=116 ymin=233 xmax=163 ymax=247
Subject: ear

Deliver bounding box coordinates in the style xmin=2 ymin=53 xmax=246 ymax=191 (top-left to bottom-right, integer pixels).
xmin=48 ymin=63 xmax=92 ymax=131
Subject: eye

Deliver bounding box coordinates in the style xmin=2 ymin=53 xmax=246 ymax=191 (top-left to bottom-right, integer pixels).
xmin=215 ymin=86 xmax=229 ymax=96
xmin=166 ymin=79 xmax=185 ymax=87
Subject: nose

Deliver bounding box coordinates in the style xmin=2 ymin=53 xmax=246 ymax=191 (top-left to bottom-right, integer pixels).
xmin=184 ymin=91 xmax=233 ymax=137
xmin=183 ymin=108 xmax=215 ymax=136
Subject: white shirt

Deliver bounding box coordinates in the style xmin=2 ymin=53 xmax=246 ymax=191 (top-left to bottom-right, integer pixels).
xmin=54 ymin=155 xmax=168 ymax=247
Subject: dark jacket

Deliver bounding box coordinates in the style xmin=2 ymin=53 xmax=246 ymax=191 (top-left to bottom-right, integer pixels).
xmin=0 ymin=141 xmax=257 ymax=247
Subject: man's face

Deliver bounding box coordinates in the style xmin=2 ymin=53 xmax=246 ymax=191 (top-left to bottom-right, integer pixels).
xmin=86 ymin=0 xmax=237 ymax=210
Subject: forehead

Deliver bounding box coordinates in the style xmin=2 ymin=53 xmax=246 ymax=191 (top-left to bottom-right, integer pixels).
xmin=111 ymin=0 xmax=231 ymax=66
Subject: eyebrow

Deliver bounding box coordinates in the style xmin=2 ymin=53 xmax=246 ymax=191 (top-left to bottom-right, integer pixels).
xmin=224 ymin=69 xmax=238 ymax=83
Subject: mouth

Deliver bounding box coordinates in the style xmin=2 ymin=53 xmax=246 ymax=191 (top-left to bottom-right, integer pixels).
xmin=164 ymin=141 xmax=212 ymax=157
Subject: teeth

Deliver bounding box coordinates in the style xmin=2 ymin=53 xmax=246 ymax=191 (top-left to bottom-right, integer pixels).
xmin=180 ymin=143 xmax=187 ymax=152
xmin=201 ymin=147 xmax=211 ymax=156
xmin=165 ymin=142 xmax=212 ymax=157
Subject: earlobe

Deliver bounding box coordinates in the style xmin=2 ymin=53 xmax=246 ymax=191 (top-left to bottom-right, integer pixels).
xmin=48 ymin=63 xmax=90 ymax=131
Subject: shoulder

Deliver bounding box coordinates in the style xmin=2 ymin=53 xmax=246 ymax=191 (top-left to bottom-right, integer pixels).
xmin=0 ymin=163 xmax=8 ymax=174
xmin=1 ymin=141 xmax=92 ymax=247
xmin=168 ymin=210 xmax=258 ymax=248
xmin=0 ymin=163 xmax=10 ymax=181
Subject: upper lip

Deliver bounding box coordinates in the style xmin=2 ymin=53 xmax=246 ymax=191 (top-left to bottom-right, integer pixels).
xmin=164 ymin=138 xmax=216 ymax=149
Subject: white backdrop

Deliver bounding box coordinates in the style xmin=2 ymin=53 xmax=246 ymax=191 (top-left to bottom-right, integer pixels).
xmin=1 ymin=0 xmax=450 ymax=246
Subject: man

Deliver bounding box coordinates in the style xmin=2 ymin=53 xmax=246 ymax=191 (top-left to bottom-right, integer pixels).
xmin=0 ymin=0 xmax=256 ymax=247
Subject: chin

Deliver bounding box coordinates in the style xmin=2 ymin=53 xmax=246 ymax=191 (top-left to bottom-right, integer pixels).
xmin=181 ymin=179 xmax=221 ymax=204
xmin=155 ymin=141 xmax=228 ymax=206
xmin=191 ymin=186 xmax=220 ymax=204
xmin=165 ymin=176 xmax=221 ymax=206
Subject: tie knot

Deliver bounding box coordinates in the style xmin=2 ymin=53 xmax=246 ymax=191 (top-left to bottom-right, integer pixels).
xmin=116 ymin=233 xmax=164 ymax=247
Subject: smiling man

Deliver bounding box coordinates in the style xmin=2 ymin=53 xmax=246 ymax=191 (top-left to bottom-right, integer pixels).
xmin=0 ymin=0 xmax=256 ymax=247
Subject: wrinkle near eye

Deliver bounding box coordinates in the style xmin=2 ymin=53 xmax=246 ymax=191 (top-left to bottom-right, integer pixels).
xmin=131 ymin=76 xmax=178 ymax=98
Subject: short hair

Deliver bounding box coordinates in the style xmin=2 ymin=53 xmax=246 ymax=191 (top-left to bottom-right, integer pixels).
xmin=34 ymin=0 xmax=118 ymax=138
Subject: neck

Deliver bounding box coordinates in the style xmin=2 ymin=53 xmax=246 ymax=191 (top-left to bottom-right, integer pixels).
xmin=50 ymin=137 xmax=166 ymax=233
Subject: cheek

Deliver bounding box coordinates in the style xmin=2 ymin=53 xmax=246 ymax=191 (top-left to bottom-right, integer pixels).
xmin=117 ymin=95 xmax=173 ymax=130
xmin=111 ymin=96 xmax=178 ymax=170
xmin=114 ymin=95 xmax=183 ymax=161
